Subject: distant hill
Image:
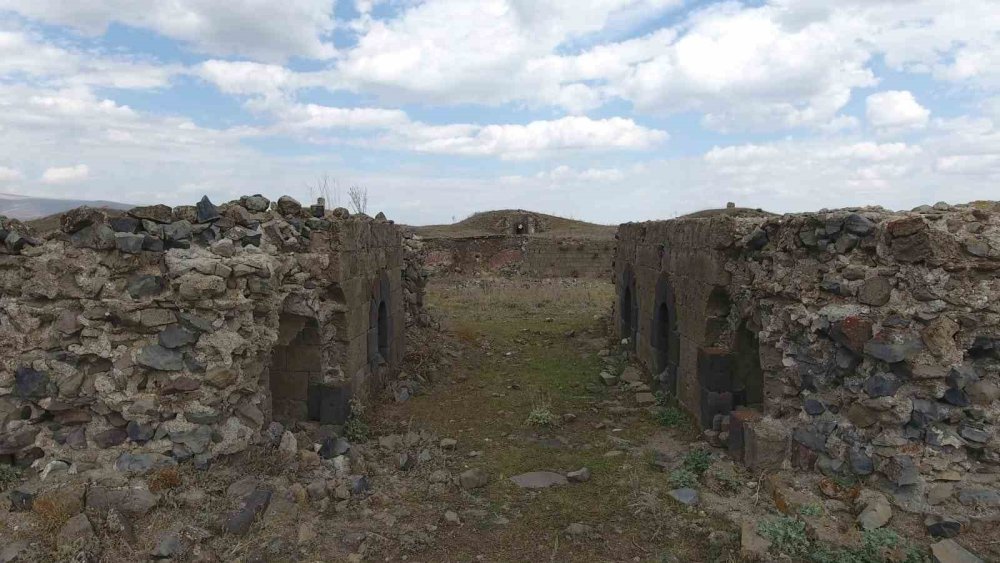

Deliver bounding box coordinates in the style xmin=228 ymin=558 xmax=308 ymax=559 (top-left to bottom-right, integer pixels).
xmin=411 ymin=209 xmax=616 ymax=239
xmin=0 ymin=193 xmax=132 ymax=220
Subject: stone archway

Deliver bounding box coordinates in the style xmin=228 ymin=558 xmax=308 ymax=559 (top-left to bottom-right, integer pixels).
xmin=619 ymin=266 xmax=638 ymax=349
xmin=733 ymin=319 xmax=764 ymax=409
xmin=268 ymin=312 xmax=322 ymax=425
xmin=651 ymin=273 xmax=679 ymax=395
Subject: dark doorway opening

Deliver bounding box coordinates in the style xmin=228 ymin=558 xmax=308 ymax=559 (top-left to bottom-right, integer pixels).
xmin=619 ymin=267 xmax=637 ymax=349
xmin=377 ymin=299 xmax=389 ymax=361
xmin=733 ymin=320 xmax=764 ymax=408
xmin=269 ymin=313 xmax=321 ymax=424
xmin=651 ymin=273 xmax=679 ymax=395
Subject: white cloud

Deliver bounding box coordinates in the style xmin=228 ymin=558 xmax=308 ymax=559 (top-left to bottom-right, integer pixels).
xmin=0 ymin=29 xmax=177 ymax=89
xmin=0 ymin=0 xmax=336 ymax=61
xmin=0 ymin=166 xmax=23 ymax=182
xmin=405 ymin=116 xmax=667 ymax=160
xmin=866 ymin=90 xmax=930 ymax=131
xmin=41 ymin=164 xmax=90 ymax=184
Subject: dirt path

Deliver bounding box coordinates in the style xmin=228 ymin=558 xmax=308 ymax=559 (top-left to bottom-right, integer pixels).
xmin=371 ymin=277 xmax=738 ymax=562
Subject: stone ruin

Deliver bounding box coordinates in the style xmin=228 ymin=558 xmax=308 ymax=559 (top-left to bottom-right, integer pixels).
xmin=0 ymin=194 xmax=426 ymax=471
xmin=496 ymin=212 xmax=548 ymax=235
xmin=614 ymin=202 xmax=1000 ymax=494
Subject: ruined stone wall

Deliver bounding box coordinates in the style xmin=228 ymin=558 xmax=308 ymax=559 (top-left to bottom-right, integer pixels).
xmin=0 ymin=195 xmax=406 ymax=469
xmin=423 ymin=235 xmax=613 ymax=279
xmin=615 ymin=202 xmax=1000 ymax=491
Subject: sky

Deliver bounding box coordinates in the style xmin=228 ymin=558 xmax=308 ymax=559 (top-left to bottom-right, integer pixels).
xmin=0 ymin=0 xmax=998 ymax=225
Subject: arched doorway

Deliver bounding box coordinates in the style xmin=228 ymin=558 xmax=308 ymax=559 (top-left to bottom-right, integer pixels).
xmin=619 ymin=266 xmax=637 ymax=349
xmin=652 ymin=273 xmax=679 ymax=395
xmin=268 ymin=313 xmax=322 ymax=425
xmin=733 ymin=319 xmax=764 ymax=409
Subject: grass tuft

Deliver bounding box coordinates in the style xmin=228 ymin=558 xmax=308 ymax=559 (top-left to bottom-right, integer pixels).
xmin=0 ymin=464 xmax=20 ymax=492
xmin=526 ymin=403 xmax=557 ymax=427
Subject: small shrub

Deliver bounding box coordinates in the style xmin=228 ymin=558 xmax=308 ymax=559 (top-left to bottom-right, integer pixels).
xmin=710 ymin=466 xmax=743 ymax=493
xmin=682 ymin=449 xmax=712 ymax=475
xmin=32 ymin=496 xmax=76 ymax=535
xmin=669 ymin=468 xmax=698 ymax=489
xmin=148 ymin=467 xmax=182 ymax=492
xmin=657 ymin=406 xmax=686 ymax=428
xmin=758 ymin=516 xmax=810 ymax=558
xmin=526 ymin=403 xmax=556 ymax=427
xmin=345 ymin=398 xmax=370 ymax=442
xmin=799 ymin=503 xmax=823 ymax=517
xmin=0 ymin=464 xmax=20 ymax=492
xmin=654 ymin=391 xmax=669 ymax=407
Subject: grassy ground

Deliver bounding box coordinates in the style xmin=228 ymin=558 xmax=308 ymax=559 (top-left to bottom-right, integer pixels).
xmin=377 ymin=278 xmax=740 ymax=562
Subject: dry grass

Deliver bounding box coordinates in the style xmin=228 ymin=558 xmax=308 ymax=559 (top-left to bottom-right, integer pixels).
xmin=32 ymin=494 xmax=77 ymax=536
xmin=147 ymin=466 xmax=183 ymax=492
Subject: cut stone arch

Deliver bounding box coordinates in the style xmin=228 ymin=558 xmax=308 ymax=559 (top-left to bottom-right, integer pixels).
xmin=704 ymin=286 xmax=732 ymax=345
xmin=268 ymin=311 xmax=322 ymax=425
xmin=619 ymin=265 xmax=638 ymax=349
xmin=651 ymin=273 xmax=680 ymax=394
xmin=733 ymin=318 xmax=764 ymax=408
xmin=368 ymin=271 xmax=394 ymax=367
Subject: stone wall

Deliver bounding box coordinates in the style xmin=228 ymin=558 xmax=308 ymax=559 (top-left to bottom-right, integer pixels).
xmin=614 ymin=202 xmax=1000 ymax=493
xmin=423 ymin=235 xmax=613 ymax=279
xmin=0 ymin=194 xmax=410 ymax=470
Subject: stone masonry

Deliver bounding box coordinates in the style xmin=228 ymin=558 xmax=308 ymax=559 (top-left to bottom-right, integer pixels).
xmin=614 ymin=202 xmax=1000 ymax=498
xmin=0 ymin=194 xmax=417 ymax=470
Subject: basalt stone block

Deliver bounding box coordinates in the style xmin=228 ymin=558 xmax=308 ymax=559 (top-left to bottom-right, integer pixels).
xmin=114 ymin=233 xmax=145 ymax=254
xmin=126 ymin=421 xmax=157 ymax=443
xmin=70 ymin=224 xmax=115 ymax=250
xmin=943 ymin=388 xmax=970 ymax=407
xmin=830 ymin=316 xmax=873 ymax=355
xmin=163 ymin=220 xmax=192 ymax=244
xmin=225 ymin=488 xmax=273 ymax=535
xmin=792 ymin=425 xmax=828 ymax=452
xmin=308 ymin=384 xmax=350 ymax=425
xmin=196 ymin=196 xmax=221 ymax=223
xmin=110 ymin=216 xmax=140 ymax=233
xmin=843 ymin=213 xmax=874 ymax=235
xmin=744 ymin=417 xmax=790 ymax=471
xmin=885 ymin=455 xmax=920 ymax=487
xmin=158 ymin=325 xmax=197 ymax=349
xmin=137 ymin=344 xmax=185 ymax=371
xmin=890 ymin=231 xmax=933 ymax=263
xmin=14 ymin=367 xmax=49 ymax=399
xmin=276 ymin=196 xmax=302 ymax=217
xmin=864 ymin=373 xmax=902 ymax=398
xmin=142 ymin=235 xmax=165 ymax=252
xmin=849 ymin=447 xmax=874 ymax=475
xmin=127 ymin=274 xmax=166 ymax=299
xmin=179 ymin=312 xmax=214 ymax=333
xmin=858 ymin=276 xmax=892 ymax=306
xmin=728 ymin=409 xmax=760 ymax=462
xmin=241 ymin=194 xmax=270 ymax=213
xmin=93 ymin=428 xmax=128 ymax=449
xmin=864 ymin=329 xmax=923 ymax=363
xmin=803 ymin=399 xmax=826 ymax=416
xmin=61 ymin=207 xmax=107 ymax=234
xmin=130 ymin=204 xmax=173 ymax=224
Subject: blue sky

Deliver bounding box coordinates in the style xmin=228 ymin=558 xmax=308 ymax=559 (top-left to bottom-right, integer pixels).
xmin=0 ymin=0 xmax=997 ymax=224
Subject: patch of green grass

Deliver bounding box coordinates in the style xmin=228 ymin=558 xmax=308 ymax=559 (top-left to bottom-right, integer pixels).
xmin=799 ymin=503 xmax=823 ymax=517
xmin=669 ymin=468 xmax=698 ymax=488
xmin=0 ymin=464 xmax=20 ymax=492
xmin=345 ymin=397 xmax=370 ymax=442
xmin=682 ymin=449 xmax=712 ymax=475
xmin=657 ymin=406 xmax=687 ymax=428
xmin=758 ymin=516 xmax=811 ymax=558
xmin=525 ymin=403 xmax=556 ymax=427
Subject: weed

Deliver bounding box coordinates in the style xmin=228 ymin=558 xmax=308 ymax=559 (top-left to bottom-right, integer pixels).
xmin=0 ymin=464 xmax=20 ymax=492
xmin=682 ymin=449 xmax=712 ymax=475
xmin=148 ymin=467 xmax=182 ymax=492
xmin=710 ymin=466 xmax=743 ymax=494
xmin=654 ymin=391 xmax=669 ymax=407
xmin=657 ymin=406 xmax=687 ymax=428
xmin=345 ymin=397 xmax=370 ymax=442
xmin=526 ymin=403 xmax=557 ymax=427
xmin=669 ymin=468 xmax=698 ymax=489
xmin=32 ymin=495 xmax=76 ymax=536
xmin=799 ymin=503 xmax=823 ymax=517
xmin=758 ymin=516 xmax=810 ymax=558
